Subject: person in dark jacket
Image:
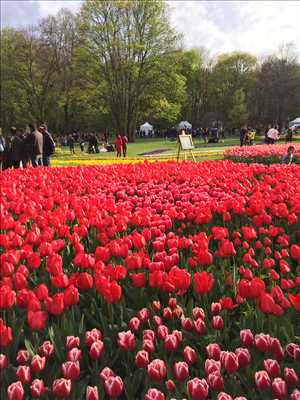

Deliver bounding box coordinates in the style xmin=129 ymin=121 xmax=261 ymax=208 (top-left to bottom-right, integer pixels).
xmin=26 ymin=124 xmax=43 ymax=167
xmin=10 ymin=127 xmax=23 ymax=168
xmin=39 ymin=125 xmax=55 ymax=166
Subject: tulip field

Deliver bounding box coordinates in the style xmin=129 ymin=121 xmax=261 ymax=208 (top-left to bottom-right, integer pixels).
xmin=225 ymin=144 xmax=300 ymax=164
xmin=1 ymin=160 xmax=300 ymax=399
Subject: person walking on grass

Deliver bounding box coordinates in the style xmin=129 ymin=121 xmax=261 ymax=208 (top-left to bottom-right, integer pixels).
xmin=122 ymin=134 xmax=128 ymax=157
xmin=115 ymin=134 xmax=123 ymax=157
xmin=68 ymin=134 xmax=75 ymax=154
xmin=40 ymin=125 xmax=55 ymax=166
xmin=10 ymin=127 xmax=23 ymax=168
xmin=26 ymin=124 xmax=43 ymax=167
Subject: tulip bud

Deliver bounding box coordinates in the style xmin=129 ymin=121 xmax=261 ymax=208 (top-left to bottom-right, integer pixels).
xmin=144 ymin=388 xmax=165 ymax=400
xmin=192 ymin=307 xmax=205 ymax=320
xmin=89 ymin=340 xmax=104 ymax=360
xmin=31 ymin=354 xmax=46 ymax=373
xmin=7 ymin=381 xmax=24 ymax=400
xmin=104 ymin=376 xmax=124 ymax=397
xmin=183 ymin=346 xmax=197 ymax=364
xmin=17 ymin=365 xmax=31 ymax=384
xmin=152 ymin=315 xmax=163 ymax=328
xmin=187 ymin=378 xmax=209 ymax=400
xmin=211 ymin=302 xmax=222 ymax=315
xmin=85 ymin=328 xmax=102 ymax=348
xmin=263 ymin=359 xmax=280 ymax=378
xmin=67 ymin=347 xmax=82 ymax=362
xmin=147 ymin=359 xmax=167 ymax=381
xmin=207 ymin=372 xmax=224 ymax=391
xmin=66 ymin=336 xmax=80 ymax=350
xmin=181 ymin=317 xmax=194 ymax=331
xmin=212 ymin=316 xmax=224 ymax=330
xmin=255 ymin=370 xmax=271 ymax=390
xmin=206 ymin=343 xmax=221 ymax=360
xmin=99 ymin=367 xmax=115 ymax=382
xmin=138 ymin=308 xmax=150 ymax=323
xmin=52 ymin=378 xmax=72 ymax=398
xmin=118 ymin=330 xmax=136 ymax=351
xmin=30 ymin=379 xmax=45 ymax=398
xmin=217 ymin=393 xmax=233 ymax=400
xmin=284 ymin=367 xmax=299 ymax=387
xmin=16 ymin=350 xmax=30 ymax=365
xmin=194 ymin=318 xmax=206 ymax=335
xmin=0 ymin=353 xmax=8 ymax=370
xmin=86 ymin=386 xmax=99 ymax=400
xmin=62 ymin=361 xmax=80 ymax=381
xmin=152 ymin=300 xmax=161 ymax=312
xmin=168 ymin=297 xmax=177 ymax=309
xmin=164 ymin=334 xmax=179 ymax=352
xmin=240 ymin=329 xmax=254 ymax=347
xmin=129 ymin=317 xmax=141 ymax=332
xmin=135 ymin=350 xmax=150 ymax=368
xmin=165 ymin=379 xmax=176 ymax=392
xmin=163 ymin=307 xmax=173 ymax=320
xmin=173 ymin=361 xmax=189 ymax=381
xmin=39 ymin=341 xmax=54 ymax=358
xmin=235 ymin=348 xmax=251 ymax=368
xmin=291 ymin=389 xmax=300 ymax=400
xmin=220 ymin=351 xmax=239 ymax=373
xmin=272 ymin=377 xmax=288 ymax=399
xmin=157 ymin=325 xmax=169 ymax=340
xmin=255 ymin=333 xmax=270 ymax=352
xmin=205 ymin=359 xmax=221 ymax=376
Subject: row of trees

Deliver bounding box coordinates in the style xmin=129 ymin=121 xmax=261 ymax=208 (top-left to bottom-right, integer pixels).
xmin=1 ymin=0 xmax=300 ymax=140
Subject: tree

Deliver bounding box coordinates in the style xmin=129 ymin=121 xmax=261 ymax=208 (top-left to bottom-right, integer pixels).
xmin=229 ymin=89 xmax=248 ymax=127
xmin=80 ymin=0 xmax=180 ymax=140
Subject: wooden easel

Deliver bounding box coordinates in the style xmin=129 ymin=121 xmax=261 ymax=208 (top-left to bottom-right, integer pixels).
xmin=176 ymin=134 xmax=196 ymax=162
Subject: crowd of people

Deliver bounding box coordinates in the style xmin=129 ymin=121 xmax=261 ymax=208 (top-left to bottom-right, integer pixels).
xmin=239 ymin=124 xmax=296 ymax=147
xmin=0 ymin=124 xmax=55 ymax=170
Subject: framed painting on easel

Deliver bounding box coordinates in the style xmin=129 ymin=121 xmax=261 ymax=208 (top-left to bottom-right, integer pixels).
xmin=177 ymin=134 xmax=196 ymax=161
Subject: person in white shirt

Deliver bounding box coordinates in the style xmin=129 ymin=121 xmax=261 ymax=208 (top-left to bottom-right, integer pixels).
xmin=266 ymin=126 xmax=279 ymax=144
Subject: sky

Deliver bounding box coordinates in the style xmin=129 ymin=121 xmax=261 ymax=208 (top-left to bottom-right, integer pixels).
xmin=1 ymin=0 xmax=299 ymax=58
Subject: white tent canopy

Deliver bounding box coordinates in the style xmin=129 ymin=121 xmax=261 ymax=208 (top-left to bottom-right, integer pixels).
xmin=177 ymin=121 xmax=192 ymax=131
xmin=290 ymin=117 xmax=300 ymax=125
xmin=140 ymin=122 xmax=153 ymax=136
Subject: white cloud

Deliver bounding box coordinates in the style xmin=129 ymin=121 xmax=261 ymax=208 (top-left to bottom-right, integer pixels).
xmin=1 ymin=0 xmax=299 ymax=57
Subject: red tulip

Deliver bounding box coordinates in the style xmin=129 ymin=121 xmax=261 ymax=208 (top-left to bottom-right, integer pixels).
xmin=103 ymin=375 xmax=124 ymax=397
xmin=220 ymin=351 xmax=239 ymax=373
xmin=194 ymin=271 xmax=214 ymax=294
xmin=52 ymin=378 xmax=72 ymax=398
xmin=0 ymin=319 xmax=13 ymax=346
xmin=62 ymin=361 xmax=80 ymax=380
xmin=165 ymin=379 xmax=176 ymax=392
xmin=27 ymin=310 xmax=48 ymax=330
xmin=66 ymin=336 xmax=80 ymax=350
xmin=89 ymin=340 xmax=104 ymax=360
xmin=0 ymin=353 xmax=8 ymax=370
xmin=147 ymin=359 xmax=167 ymax=381
xmin=30 ymin=379 xmax=45 ymax=398
xmin=7 ymin=381 xmax=24 ymax=400
xmin=255 ymin=333 xmax=270 ymax=352
xmin=16 ymin=350 xmax=30 ymax=365
xmin=85 ymin=328 xmax=102 ymax=347
xmin=205 ymin=359 xmax=221 ymax=375
xmin=284 ymin=367 xmax=299 ymax=386
xmin=192 ymin=307 xmax=205 ymax=320
xmin=129 ymin=317 xmax=141 ymax=332
xmin=217 ymin=393 xmax=233 ymax=400
xmin=263 ymin=359 xmax=280 ymax=377
xmin=181 ymin=317 xmax=194 ymax=330
xmin=99 ymin=367 xmax=115 ymax=382
xmin=207 ymin=372 xmax=224 ymax=391
xmin=212 ymin=316 xmax=224 ymax=330
xmin=255 ymin=370 xmax=271 ymax=390
xmin=173 ymin=361 xmax=189 ymax=381
xmin=164 ymin=334 xmax=179 ymax=352
xmin=211 ymin=302 xmax=222 ymax=314
xmin=31 ymin=354 xmax=46 ymax=373
xmin=144 ymin=388 xmax=165 ymax=400
xmin=17 ymin=365 xmax=31 ymax=384
xmin=183 ymin=346 xmax=197 ymax=364
xmin=206 ymin=343 xmax=221 ymax=360
xmin=118 ymin=330 xmax=136 ymax=351
xmin=86 ymin=386 xmax=99 ymax=400
xmin=187 ymin=377 xmax=209 ymax=400
xmin=67 ymin=347 xmax=82 ymax=362
xmin=235 ymin=348 xmax=251 ymax=368
xmin=272 ymin=377 xmax=288 ymax=399
xmin=135 ymin=350 xmax=150 ymax=368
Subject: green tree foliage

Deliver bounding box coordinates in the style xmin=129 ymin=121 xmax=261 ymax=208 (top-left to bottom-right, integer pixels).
xmin=1 ymin=2 xmax=300 ymax=135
